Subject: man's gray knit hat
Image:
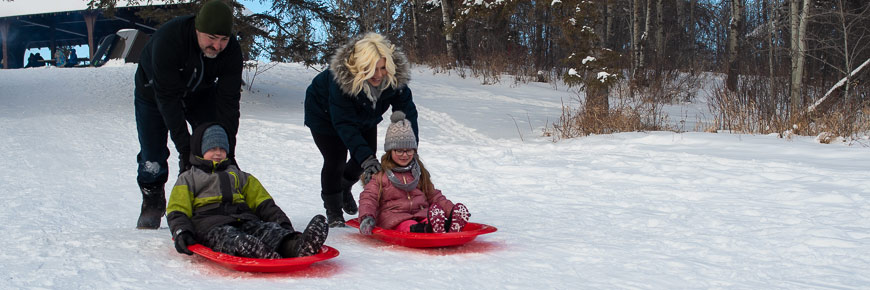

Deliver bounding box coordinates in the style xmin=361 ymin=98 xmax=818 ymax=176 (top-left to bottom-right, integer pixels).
xmin=201 ymin=124 xmax=229 ymax=154
xmin=384 ymin=111 xmax=417 ymax=151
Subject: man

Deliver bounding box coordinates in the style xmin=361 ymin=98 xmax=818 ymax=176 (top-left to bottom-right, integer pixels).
xmin=134 ymin=0 xmax=243 ymax=229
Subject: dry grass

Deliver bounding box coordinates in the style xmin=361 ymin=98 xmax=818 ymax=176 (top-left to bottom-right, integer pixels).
xmin=707 ymin=76 xmax=870 ymax=143
xmin=545 ymin=81 xmax=670 ymax=140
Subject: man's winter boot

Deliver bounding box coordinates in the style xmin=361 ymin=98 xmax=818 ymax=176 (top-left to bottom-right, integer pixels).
xmin=427 ymin=203 xmax=447 ymax=234
xmin=136 ymin=183 xmax=166 ymax=229
xmin=294 ymin=215 xmax=329 ymax=257
xmin=321 ymin=191 xmax=345 ymax=227
xmin=340 ymin=177 xmax=358 ymax=215
xmin=449 ymin=203 xmax=471 ymax=233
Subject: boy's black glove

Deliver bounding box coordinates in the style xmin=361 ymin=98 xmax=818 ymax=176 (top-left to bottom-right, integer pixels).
xmin=359 ymin=216 xmax=376 ymax=235
xmin=174 ymin=231 xmax=196 ymax=255
xmin=361 ymin=155 xmax=381 ymax=184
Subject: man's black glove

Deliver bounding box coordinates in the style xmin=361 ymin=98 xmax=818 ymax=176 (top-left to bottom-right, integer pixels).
xmin=361 ymin=155 xmax=381 ymax=184
xmin=359 ymin=215 xmax=376 ymax=235
xmin=178 ymin=151 xmax=192 ymax=176
xmin=174 ymin=231 xmax=196 ymax=255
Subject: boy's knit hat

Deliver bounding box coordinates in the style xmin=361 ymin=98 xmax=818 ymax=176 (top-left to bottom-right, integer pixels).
xmin=201 ymin=124 xmax=229 ymax=154
xmin=195 ymin=0 xmax=233 ymax=36
xmin=384 ymin=111 xmax=417 ymax=151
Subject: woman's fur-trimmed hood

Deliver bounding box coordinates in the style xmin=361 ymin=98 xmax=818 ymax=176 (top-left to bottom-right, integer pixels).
xmin=328 ymin=34 xmax=411 ymax=97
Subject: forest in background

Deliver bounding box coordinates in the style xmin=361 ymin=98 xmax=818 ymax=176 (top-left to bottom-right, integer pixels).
xmin=86 ymin=0 xmax=870 ymax=141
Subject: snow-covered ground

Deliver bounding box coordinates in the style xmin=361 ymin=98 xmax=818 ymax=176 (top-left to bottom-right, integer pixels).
xmin=1 ymin=62 xmax=869 ymax=289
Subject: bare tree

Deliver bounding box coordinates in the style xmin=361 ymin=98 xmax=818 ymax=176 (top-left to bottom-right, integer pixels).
xmin=726 ymin=0 xmax=745 ymax=91
xmin=789 ymin=0 xmax=812 ymax=117
xmin=631 ymin=0 xmax=642 ymax=80
xmin=655 ymin=0 xmax=664 ymax=64
xmin=438 ymin=0 xmax=456 ymax=66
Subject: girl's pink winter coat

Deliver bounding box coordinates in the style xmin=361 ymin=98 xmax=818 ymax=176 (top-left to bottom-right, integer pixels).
xmin=357 ymin=170 xmax=454 ymax=230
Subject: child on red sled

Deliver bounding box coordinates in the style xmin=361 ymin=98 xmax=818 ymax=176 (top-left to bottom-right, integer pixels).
xmin=167 ymin=123 xmax=328 ymax=258
xmin=357 ymin=111 xmax=470 ymax=235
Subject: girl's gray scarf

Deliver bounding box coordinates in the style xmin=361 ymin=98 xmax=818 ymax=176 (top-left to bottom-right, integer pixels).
xmin=386 ymin=159 xmax=421 ymax=192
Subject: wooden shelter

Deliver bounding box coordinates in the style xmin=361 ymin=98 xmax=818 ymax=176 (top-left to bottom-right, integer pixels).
xmin=0 ymin=4 xmax=179 ymax=69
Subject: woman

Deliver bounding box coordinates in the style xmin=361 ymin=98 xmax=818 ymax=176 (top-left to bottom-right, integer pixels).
xmin=304 ymin=32 xmax=419 ymax=227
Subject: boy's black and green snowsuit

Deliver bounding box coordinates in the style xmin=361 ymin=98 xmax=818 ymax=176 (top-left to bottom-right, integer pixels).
xmin=166 ymin=123 xmax=297 ymax=258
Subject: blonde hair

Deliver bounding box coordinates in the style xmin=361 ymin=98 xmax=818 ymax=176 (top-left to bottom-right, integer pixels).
xmin=344 ymin=33 xmax=399 ymax=95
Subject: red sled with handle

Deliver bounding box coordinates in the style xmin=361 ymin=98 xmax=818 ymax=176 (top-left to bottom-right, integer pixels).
xmin=346 ymin=217 xmax=496 ymax=248
xmin=187 ymin=244 xmax=339 ymax=272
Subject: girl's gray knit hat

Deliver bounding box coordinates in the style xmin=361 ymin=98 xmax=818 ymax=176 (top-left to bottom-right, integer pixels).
xmin=384 ymin=111 xmax=417 ymax=151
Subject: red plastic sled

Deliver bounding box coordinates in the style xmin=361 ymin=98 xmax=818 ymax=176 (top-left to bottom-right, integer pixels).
xmin=187 ymin=244 xmax=339 ymax=272
xmin=346 ymin=218 xmax=497 ymax=248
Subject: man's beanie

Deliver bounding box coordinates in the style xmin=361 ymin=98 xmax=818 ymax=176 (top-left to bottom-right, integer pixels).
xmin=196 ymin=0 xmax=233 ymax=36
xmin=384 ymin=111 xmax=417 ymax=151
xmin=201 ymin=125 xmax=230 ymax=154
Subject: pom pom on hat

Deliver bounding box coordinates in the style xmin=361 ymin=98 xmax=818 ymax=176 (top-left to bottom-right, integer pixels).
xmin=384 ymin=111 xmax=416 ymax=151
xmin=390 ymin=110 xmax=406 ymax=123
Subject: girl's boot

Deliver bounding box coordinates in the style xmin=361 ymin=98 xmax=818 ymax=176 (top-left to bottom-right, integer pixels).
xmin=449 ymin=203 xmax=470 ymax=232
xmin=427 ymin=203 xmax=447 ymax=233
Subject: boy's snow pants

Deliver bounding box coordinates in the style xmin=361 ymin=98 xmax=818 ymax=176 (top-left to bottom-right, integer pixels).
xmin=205 ymin=220 xmax=295 ymax=259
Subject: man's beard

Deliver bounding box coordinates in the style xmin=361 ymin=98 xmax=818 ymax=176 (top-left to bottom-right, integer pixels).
xmin=203 ymin=46 xmax=220 ymax=58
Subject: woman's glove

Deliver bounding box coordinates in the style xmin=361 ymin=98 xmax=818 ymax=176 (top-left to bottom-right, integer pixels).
xmin=361 ymin=155 xmax=381 ymax=184
xmin=174 ymin=231 xmax=196 ymax=255
xmin=359 ymin=216 xmax=376 ymax=235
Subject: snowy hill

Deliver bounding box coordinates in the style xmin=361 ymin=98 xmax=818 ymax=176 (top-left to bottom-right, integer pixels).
xmin=1 ymin=63 xmax=869 ymax=289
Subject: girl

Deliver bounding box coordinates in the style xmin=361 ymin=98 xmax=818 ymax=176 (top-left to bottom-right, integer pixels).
xmin=357 ymin=112 xmax=470 ymax=235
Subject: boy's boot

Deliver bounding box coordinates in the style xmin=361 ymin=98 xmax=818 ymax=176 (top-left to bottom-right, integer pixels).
xmin=427 ymin=203 xmax=447 ymax=233
xmin=136 ymin=182 xmax=166 ymax=229
xmin=340 ymin=177 xmax=358 ymax=215
xmin=295 ymin=215 xmax=329 ymax=257
xmin=449 ymin=203 xmax=471 ymax=233
xmin=278 ymin=215 xmax=329 ymax=258
xmin=321 ymin=191 xmax=345 ymax=227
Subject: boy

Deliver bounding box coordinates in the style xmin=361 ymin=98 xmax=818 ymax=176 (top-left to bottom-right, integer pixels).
xmin=167 ymin=123 xmax=327 ymax=258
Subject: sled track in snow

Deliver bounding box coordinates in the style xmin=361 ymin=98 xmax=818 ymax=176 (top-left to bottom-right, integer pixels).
xmin=416 ymin=105 xmax=496 ymax=147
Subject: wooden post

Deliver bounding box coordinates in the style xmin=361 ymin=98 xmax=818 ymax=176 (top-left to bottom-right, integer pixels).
xmin=1 ymin=20 xmax=9 ymax=69
xmin=84 ymin=12 xmax=98 ymax=61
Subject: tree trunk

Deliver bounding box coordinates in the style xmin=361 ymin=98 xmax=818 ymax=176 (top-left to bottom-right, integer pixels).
xmin=726 ymin=0 xmax=744 ymax=91
xmin=632 ymin=0 xmax=641 ymax=78
xmin=605 ymin=1 xmax=614 ymax=48
xmin=534 ymin=2 xmax=546 ymax=77
xmin=440 ymin=0 xmax=455 ymax=66
xmin=767 ymin=0 xmax=775 ymax=105
xmin=410 ymin=0 xmax=420 ymax=58
xmin=641 ymin=0 xmax=651 ymax=73
xmin=789 ymin=0 xmax=812 ymax=118
xmin=808 ymin=57 xmax=870 ymax=115
xmin=689 ymin=0 xmax=696 ymax=70
xmin=836 ymin=0 xmax=852 ymax=102
xmin=655 ymin=0 xmax=664 ymax=65
xmin=585 ymin=84 xmax=610 ymax=121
